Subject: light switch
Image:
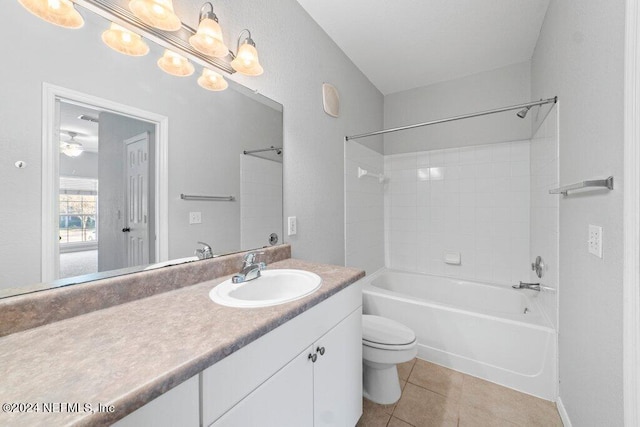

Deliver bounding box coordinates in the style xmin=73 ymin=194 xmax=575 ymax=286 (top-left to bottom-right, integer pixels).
xmin=189 ymin=212 xmax=202 ymax=224
xmin=588 ymin=224 xmax=602 ymax=258
xmin=287 ymin=216 xmax=297 ymax=236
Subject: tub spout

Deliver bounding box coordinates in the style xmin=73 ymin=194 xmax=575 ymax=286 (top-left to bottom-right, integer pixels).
xmin=513 ymin=281 xmax=541 ymax=292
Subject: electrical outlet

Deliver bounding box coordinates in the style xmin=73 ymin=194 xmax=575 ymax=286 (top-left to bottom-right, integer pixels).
xmin=588 ymin=224 xmax=603 ymax=258
xmin=189 ymin=212 xmax=202 ymax=224
xmin=287 ymin=216 xmax=297 ymax=236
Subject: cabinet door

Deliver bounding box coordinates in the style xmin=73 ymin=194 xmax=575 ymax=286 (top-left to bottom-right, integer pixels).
xmin=212 ymin=346 xmax=314 ymax=427
xmin=313 ymin=308 xmax=363 ymax=427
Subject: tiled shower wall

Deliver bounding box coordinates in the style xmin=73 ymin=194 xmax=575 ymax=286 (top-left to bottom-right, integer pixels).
xmin=529 ymin=106 xmax=559 ymax=328
xmin=344 ymin=142 xmax=385 ymax=274
xmin=385 ymin=141 xmax=531 ymax=286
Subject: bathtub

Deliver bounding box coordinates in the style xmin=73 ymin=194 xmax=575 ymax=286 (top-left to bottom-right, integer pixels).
xmin=362 ymin=269 xmax=557 ymax=400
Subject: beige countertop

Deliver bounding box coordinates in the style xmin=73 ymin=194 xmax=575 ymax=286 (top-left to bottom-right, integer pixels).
xmin=0 ymin=259 xmax=364 ymax=426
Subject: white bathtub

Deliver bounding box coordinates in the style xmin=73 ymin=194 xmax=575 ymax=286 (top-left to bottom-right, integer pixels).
xmin=362 ymin=269 xmax=557 ymax=400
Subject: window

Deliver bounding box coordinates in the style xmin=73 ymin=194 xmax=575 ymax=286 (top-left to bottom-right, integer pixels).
xmin=59 ymin=178 xmax=98 ymax=245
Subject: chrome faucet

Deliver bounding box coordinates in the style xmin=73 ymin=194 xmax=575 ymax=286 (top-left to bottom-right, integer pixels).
xmin=512 ymin=281 xmax=541 ymax=292
xmin=195 ymin=241 xmax=214 ymax=259
xmin=232 ymin=251 xmax=266 ymax=284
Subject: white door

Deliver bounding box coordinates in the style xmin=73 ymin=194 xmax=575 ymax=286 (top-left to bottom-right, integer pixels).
xmin=124 ymin=132 xmax=150 ymax=267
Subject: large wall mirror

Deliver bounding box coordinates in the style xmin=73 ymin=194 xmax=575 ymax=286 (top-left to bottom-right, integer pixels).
xmin=0 ymin=1 xmax=284 ymax=298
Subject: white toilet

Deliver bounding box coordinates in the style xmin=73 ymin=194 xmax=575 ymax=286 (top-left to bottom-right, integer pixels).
xmin=362 ymin=314 xmax=418 ymax=404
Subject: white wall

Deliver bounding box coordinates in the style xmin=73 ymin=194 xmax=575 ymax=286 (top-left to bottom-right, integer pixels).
xmin=383 ymin=62 xmax=531 ymax=155
xmin=529 ymin=106 xmax=559 ymax=329
xmin=531 ymin=0 xmax=625 ymax=424
xmin=240 ymin=155 xmax=283 ymax=250
xmin=344 ymin=140 xmax=385 ymax=274
xmin=384 ymin=141 xmax=530 ymax=285
xmin=59 ymin=152 xmax=98 ymax=179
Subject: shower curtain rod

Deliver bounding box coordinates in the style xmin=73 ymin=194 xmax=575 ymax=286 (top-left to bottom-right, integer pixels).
xmin=345 ymin=96 xmax=558 ymax=141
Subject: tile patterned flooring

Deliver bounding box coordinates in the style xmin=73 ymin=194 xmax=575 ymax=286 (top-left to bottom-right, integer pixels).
xmin=357 ymin=359 xmax=563 ymax=427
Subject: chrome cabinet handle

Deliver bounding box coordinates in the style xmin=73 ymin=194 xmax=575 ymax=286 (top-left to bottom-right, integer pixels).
xmin=316 ymin=346 xmax=325 ymax=356
xmin=308 ymin=353 xmax=317 ymax=363
xmin=122 ymin=227 xmax=131 ymax=232
xmin=531 ymin=256 xmax=545 ymax=278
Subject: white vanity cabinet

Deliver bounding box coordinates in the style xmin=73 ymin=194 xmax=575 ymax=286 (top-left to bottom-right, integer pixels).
xmin=212 ymin=308 xmax=362 ymax=427
xmin=203 ymin=281 xmax=363 ymax=427
xmin=113 ymin=375 xmax=199 ymax=427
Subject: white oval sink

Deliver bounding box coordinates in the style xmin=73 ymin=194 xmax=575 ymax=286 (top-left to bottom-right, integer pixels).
xmin=209 ymin=269 xmax=322 ymax=308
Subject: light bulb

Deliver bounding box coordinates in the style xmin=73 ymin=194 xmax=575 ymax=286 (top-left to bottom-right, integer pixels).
xmin=231 ymin=41 xmax=263 ymax=76
xmin=189 ymin=17 xmax=228 ymax=58
xmin=157 ymin=50 xmax=194 ymax=76
xmin=102 ymin=23 xmax=149 ymax=56
xmin=18 ymin=0 xmax=84 ymax=29
xmin=197 ymin=68 xmax=228 ymax=91
xmin=129 ymin=0 xmax=181 ymax=31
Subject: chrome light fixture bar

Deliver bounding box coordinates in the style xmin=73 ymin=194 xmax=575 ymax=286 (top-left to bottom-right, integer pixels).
xmin=74 ymin=0 xmax=235 ymax=75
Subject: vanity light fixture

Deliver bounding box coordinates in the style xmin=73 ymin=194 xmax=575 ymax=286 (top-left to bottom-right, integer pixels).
xmin=230 ymin=29 xmax=264 ymax=76
xmin=60 ymin=132 xmax=84 ymax=157
xmin=18 ymin=0 xmax=84 ymax=29
xmin=197 ymin=68 xmax=228 ymax=91
xmin=102 ymin=23 xmax=149 ymax=56
xmin=129 ymin=0 xmax=181 ymax=32
xmin=189 ymin=2 xmax=228 ymax=58
xmin=157 ymin=49 xmax=195 ymax=76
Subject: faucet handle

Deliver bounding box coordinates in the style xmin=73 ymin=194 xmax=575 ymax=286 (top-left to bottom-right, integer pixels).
xmin=198 ymin=241 xmax=212 ymax=250
xmin=195 ymin=242 xmax=213 ymax=259
xmin=243 ymin=251 xmax=265 ymax=265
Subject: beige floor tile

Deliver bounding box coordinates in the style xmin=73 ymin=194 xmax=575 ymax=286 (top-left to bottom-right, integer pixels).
xmin=357 ymin=405 xmax=391 ymax=427
xmin=461 ymin=375 xmax=562 ymax=426
xmin=393 ymin=382 xmax=459 ymax=427
xmin=364 ymin=395 xmax=397 ymax=416
xmin=458 ymin=402 xmax=518 ymax=427
xmin=408 ymin=360 xmax=464 ymax=401
xmin=388 ymin=416 xmax=415 ymax=427
xmin=398 ymin=358 xmax=417 ymax=381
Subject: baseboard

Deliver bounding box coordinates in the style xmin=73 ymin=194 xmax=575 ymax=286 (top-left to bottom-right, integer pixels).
xmin=556 ymin=396 xmax=572 ymax=427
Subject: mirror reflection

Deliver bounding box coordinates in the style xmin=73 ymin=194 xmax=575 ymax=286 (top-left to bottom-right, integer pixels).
xmin=0 ymin=1 xmax=283 ymax=298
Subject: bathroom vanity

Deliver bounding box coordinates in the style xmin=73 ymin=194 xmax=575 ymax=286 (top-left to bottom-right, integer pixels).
xmin=0 ymin=246 xmax=364 ymax=426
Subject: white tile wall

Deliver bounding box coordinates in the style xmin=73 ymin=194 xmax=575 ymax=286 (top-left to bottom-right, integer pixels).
xmin=345 ymin=142 xmax=385 ymax=274
xmin=240 ymin=155 xmax=283 ymax=250
xmin=530 ymin=106 xmax=559 ymax=328
xmin=385 ymin=141 xmax=531 ymax=286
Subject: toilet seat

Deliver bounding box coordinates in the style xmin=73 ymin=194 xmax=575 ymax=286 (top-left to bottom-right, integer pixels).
xmin=362 ymin=315 xmax=416 ymax=351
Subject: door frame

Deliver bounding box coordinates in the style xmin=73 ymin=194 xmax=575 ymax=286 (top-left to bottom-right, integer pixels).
xmin=624 ymin=0 xmax=640 ymax=425
xmin=42 ymin=83 xmax=169 ymax=282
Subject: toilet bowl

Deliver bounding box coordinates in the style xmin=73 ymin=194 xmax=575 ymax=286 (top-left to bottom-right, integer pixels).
xmin=362 ymin=314 xmax=417 ymax=404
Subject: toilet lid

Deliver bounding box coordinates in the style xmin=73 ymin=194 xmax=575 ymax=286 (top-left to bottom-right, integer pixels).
xmin=362 ymin=315 xmax=416 ymax=346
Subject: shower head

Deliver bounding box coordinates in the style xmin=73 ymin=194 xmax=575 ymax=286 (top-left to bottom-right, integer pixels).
xmin=516 ymin=106 xmax=532 ymax=119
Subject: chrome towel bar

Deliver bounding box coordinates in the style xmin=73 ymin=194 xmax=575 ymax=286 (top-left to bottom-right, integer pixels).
xmin=180 ymin=194 xmax=235 ymax=201
xmin=549 ymin=176 xmax=614 ymax=196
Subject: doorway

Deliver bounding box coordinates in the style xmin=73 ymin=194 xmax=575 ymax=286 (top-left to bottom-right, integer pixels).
xmin=43 ymin=84 xmax=168 ymax=282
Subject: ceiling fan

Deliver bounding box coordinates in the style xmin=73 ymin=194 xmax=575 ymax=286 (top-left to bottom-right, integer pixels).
xmin=60 ymin=131 xmax=84 ymax=158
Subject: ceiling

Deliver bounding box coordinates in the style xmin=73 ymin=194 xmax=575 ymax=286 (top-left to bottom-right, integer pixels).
xmin=295 ymin=0 xmax=550 ymax=95
xmin=59 ymin=102 xmax=100 ymax=153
